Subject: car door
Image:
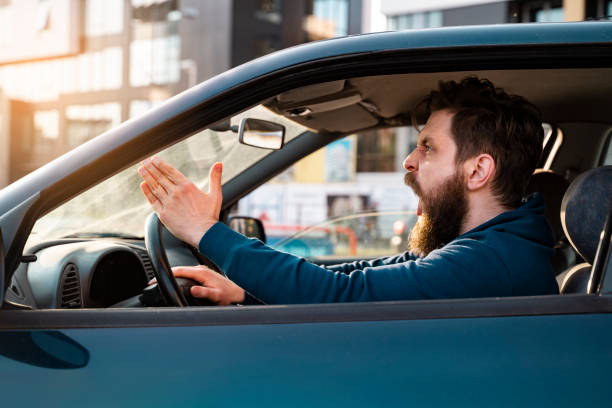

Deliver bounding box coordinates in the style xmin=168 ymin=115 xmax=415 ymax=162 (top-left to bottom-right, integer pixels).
xmin=1 ymin=294 xmax=611 ymax=407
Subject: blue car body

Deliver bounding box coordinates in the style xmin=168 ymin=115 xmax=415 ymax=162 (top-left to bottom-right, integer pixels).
xmin=1 ymin=22 xmax=612 ymax=406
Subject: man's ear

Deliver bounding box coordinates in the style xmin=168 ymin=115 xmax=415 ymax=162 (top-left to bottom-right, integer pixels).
xmin=463 ymin=154 xmax=495 ymax=191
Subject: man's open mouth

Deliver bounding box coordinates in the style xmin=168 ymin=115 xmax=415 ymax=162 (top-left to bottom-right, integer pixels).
xmin=404 ymin=172 xmax=423 ymax=216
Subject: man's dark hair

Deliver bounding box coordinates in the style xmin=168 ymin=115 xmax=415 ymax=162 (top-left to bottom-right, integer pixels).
xmin=414 ymin=77 xmax=544 ymax=208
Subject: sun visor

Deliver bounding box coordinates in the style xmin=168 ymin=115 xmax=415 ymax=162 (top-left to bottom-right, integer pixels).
xmin=287 ymin=104 xmax=379 ymax=133
xmin=276 ymin=80 xmax=346 ymax=104
xmin=276 ymin=89 xmax=363 ymax=117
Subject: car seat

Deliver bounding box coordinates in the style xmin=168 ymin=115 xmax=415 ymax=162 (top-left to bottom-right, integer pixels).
xmin=558 ymin=166 xmax=612 ymax=294
xmin=526 ymin=169 xmax=576 ymax=276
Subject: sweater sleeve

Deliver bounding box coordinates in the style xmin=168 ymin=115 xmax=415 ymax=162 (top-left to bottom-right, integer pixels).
xmin=324 ymin=252 xmax=421 ymax=274
xmin=199 ymin=222 xmax=512 ymax=304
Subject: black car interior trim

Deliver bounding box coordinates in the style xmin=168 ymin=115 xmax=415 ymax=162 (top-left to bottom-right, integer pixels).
xmin=0 ymin=294 xmax=610 ymax=330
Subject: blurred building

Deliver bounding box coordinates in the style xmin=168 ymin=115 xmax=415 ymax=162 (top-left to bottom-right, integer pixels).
xmin=0 ymin=0 xmax=362 ymax=186
xmin=379 ymin=0 xmax=610 ymax=29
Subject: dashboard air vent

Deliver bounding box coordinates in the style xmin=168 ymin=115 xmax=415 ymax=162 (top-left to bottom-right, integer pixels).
xmin=60 ymin=263 xmax=82 ymax=308
xmin=135 ymin=248 xmax=156 ymax=281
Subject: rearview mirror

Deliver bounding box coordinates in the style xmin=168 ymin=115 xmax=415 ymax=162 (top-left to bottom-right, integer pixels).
xmin=238 ymin=118 xmax=285 ymax=150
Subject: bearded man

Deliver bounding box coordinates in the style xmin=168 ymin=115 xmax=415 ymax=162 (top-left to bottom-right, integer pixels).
xmin=138 ymin=77 xmax=559 ymax=305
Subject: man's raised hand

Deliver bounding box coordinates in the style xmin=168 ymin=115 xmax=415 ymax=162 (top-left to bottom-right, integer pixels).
xmin=138 ymin=157 xmax=222 ymax=247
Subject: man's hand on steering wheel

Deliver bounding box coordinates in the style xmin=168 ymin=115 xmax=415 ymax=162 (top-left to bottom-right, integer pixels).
xmin=138 ymin=157 xmax=222 ymax=248
xmin=168 ymin=266 xmax=245 ymax=305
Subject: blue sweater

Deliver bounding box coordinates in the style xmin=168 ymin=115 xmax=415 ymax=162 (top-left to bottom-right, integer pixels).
xmin=198 ymin=195 xmax=559 ymax=304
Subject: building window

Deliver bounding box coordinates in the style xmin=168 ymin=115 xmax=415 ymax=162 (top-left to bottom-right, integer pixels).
xmin=256 ymin=0 xmax=282 ymax=24
xmin=0 ymin=6 xmax=12 ymax=47
xmin=0 ymin=46 xmax=122 ymax=103
xmin=131 ymin=0 xmax=179 ymax=40
xmin=259 ymin=0 xmax=281 ymax=13
xmin=522 ymin=1 xmax=564 ymax=22
xmin=533 ymin=7 xmax=564 ymax=22
xmin=305 ymin=0 xmax=349 ymax=40
xmin=34 ymin=110 xmax=59 ymax=140
xmin=66 ymin=103 xmax=121 ymax=147
xmin=77 ymin=47 xmax=123 ymax=93
xmin=130 ymin=0 xmax=181 ymax=86
xmin=313 ymin=0 xmax=349 ymax=35
xmin=103 ymin=47 xmax=123 ymax=90
xmin=130 ymin=36 xmax=181 ymax=87
xmin=388 ymin=11 xmax=443 ymax=30
xmin=60 ymin=57 xmax=78 ymax=95
xmin=36 ymin=0 xmax=52 ymax=32
xmin=585 ymin=0 xmax=612 ymax=19
xmin=356 ymin=127 xmax=418 ymax=173
xmin=86 ymin=0 xmax=124 ymax=37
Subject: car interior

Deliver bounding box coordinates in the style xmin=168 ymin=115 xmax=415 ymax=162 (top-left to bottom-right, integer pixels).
xmin=265 ymin=68 xmax=612 ymax=293
xmin=4 ymin=67 xmax=612 ymax=310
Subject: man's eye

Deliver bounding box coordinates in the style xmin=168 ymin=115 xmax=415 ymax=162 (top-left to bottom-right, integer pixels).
xmin=416 ymin=145 xmax=431 ymax=153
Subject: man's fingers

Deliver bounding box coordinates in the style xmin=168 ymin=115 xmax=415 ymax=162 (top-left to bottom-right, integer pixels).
xmin=140 ymin=181 xmax=155 ymax=203
xmin=173 ymin=266 xmax=220 ymax=303
xmin=151 ymin=156 xmax=190 ymax=185
xmin=190 ymin=285 xmax=218 ymax=301
xmin=138 ymin=165 xmax=168 ymax=199
xmin=208 ymin=162 xmax=223 ymax=197
xmin=140 ymin=182 xmax=163 ymax=212
xmin=142 ymin=158 xmax=176 ymax=193
xmin=172 ymin=265 xmax=213 ymax=284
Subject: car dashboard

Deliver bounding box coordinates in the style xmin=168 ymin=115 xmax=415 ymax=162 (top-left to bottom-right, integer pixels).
xmin=5 ymin=238 xmax=200 ymax=309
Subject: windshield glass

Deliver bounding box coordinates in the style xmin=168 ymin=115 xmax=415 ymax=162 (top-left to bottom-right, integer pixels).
xmin=27 ymin=105 xmax=309 ymax=247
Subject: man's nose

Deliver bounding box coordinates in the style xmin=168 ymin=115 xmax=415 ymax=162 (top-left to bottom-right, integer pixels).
xmin=403 ymin=148 xmax=419 ymax=172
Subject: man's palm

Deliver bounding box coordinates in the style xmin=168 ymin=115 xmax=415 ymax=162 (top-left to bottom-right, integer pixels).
xmin=138 ymin=157 xmax=223 ymax=247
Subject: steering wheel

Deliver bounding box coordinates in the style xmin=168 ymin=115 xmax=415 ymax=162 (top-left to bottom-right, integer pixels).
xmin=144 ymin=213 xmax=197 ymax=307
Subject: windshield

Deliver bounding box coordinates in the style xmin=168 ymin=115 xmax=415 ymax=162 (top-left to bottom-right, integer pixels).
xmin=27 ymin=105 xmax=309 ymax=247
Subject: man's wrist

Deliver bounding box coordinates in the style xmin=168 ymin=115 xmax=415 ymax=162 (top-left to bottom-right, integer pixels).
xmin=189 ymin=221 xmax=217 ymax=247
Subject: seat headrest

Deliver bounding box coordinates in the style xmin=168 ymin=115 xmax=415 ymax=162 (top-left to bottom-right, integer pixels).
xmin=561 ymin=166 xmax=612 ymax=264
xmin=527 ymin=170 xmax=569 ymax=242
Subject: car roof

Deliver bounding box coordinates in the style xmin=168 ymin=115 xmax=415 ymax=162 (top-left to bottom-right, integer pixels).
xmin=251 ymin=22 xmax=612 ymax=74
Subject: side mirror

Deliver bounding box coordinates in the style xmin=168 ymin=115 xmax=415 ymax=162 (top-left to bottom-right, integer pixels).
xmin=238 ymin=118 xmax=285 ymax=150
xmin=227 ymin=216 xmax=266 ymax=243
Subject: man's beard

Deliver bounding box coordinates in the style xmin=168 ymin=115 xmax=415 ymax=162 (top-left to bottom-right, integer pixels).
xmin=404 ymin=170 xmax=469 ymax=257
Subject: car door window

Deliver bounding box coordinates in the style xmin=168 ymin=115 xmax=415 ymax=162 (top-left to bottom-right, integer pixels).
xmin=233 ymin=128 xmax=419 ymax=260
